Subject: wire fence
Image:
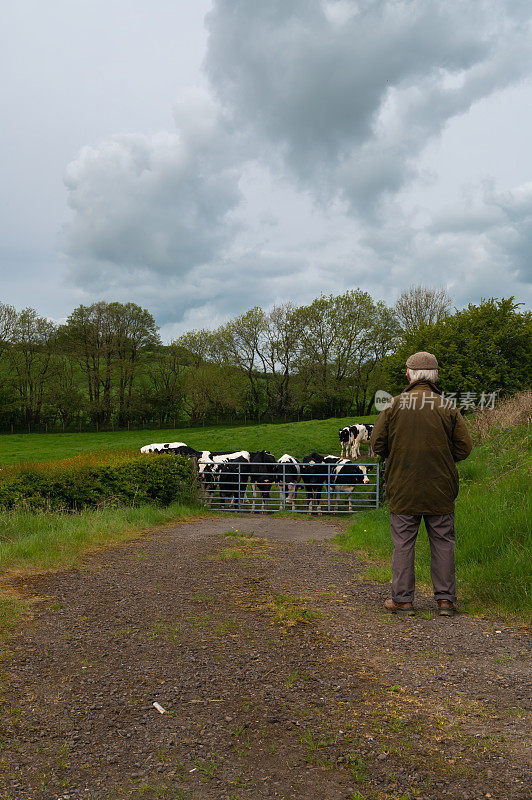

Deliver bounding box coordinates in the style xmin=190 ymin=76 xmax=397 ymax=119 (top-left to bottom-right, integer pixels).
xmin=199 ymin=460 xmax=380 ymax=514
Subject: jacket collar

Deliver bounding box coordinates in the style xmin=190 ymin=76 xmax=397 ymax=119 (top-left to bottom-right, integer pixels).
xmin=403 ymin=379 xmax=442 ymax=395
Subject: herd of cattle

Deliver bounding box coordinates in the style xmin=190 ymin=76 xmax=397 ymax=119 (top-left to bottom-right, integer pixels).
xmin=140 ymin=423 xmax=375 ymax=514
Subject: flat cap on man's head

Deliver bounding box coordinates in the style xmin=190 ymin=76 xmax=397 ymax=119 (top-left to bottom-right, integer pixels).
xmin=406 ymin=351 xmax=438 ymax=370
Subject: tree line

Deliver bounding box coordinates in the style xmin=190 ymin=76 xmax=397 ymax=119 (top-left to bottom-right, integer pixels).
xmin=0 ymin=288 xmax=529 ymax=432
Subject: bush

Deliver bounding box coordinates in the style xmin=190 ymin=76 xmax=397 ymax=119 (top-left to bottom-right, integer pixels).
xmin=0 ymin=452 xmax=197 ymax=511
xmin=384 ymin=298 xmax=532 ymax=396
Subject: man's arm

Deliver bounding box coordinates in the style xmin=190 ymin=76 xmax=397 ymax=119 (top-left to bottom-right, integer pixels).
xmin=370 ymin=407 xmax=390 ymax=458
xmin=451 ymin=411 xmax=473 ymax=462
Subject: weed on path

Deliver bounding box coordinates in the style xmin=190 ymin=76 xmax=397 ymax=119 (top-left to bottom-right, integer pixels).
xmin=0 ymin=516 xmax=530 ymax=800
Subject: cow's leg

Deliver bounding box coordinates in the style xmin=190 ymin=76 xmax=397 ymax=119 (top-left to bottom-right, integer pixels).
xmin=260 ymin=484 xmax=268 ymax=513
xmin=344 ymin=486 xmax=354 ymax=513
xmin=279 ymin=484 xmax=284 ymax=511
xmin=288 ymin=482 xmax=297 ymax=511
xmin=251 ymin=482 xmax=258 ymax=512
xmin=306 ymin=488 xmax=313 ymax=514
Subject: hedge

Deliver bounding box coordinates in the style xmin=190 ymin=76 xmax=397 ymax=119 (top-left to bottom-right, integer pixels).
xmin=0 ymin=454 xmax=197 ymax=511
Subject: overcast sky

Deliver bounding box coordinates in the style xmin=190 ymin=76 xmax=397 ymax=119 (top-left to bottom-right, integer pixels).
xmin=2 ymin=0 xmax=532 ymax=340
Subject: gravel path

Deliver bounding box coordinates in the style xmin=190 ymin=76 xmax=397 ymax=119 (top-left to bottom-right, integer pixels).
xmin=0 ymin=516 xmax=530 ymax=800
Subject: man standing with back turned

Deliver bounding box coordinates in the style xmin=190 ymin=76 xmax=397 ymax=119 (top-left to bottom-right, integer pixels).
xmin=370 ymin=352 xmax=473 ymax=616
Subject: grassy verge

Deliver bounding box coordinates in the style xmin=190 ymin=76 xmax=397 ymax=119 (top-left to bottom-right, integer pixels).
xmin=0 ymin=502 xmax=209 ymax=639
xmin=335 ymin=424 xmax=531 ymax=620
xmin=0 ymin=415 xmax=376 ymax=465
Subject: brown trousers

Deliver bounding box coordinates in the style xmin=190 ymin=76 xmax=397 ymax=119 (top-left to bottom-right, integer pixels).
xmin=389 ymin=513 xmax=456 ymax=604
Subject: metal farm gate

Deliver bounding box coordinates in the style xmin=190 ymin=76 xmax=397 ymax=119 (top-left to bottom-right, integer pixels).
xmin=200 ymin=460 xmax=380 ymax=514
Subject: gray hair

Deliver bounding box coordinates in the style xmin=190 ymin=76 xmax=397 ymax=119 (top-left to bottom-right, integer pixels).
xmin=408 ymin=368 xmax=438 ymax=383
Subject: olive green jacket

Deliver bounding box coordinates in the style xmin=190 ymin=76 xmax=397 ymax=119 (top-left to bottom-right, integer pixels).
xmin=370 ymin=380 xmax=473 ymax=514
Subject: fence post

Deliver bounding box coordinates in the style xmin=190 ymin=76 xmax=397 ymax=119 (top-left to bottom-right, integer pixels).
xmin=375 ymin=463 xmax=380 ymax=509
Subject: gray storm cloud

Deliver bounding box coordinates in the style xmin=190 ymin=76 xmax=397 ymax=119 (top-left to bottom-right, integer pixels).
xmin=205 ymin=0 xmax=531 ymax=214
xmin=61 ymin=0 xmax=532 ymax=328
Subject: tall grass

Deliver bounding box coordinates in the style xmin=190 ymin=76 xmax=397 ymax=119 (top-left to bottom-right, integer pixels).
xmin=335 ymin=423 xmax=531 ymax=618
xmin=0 ymin=503 xmax=207 ymax=573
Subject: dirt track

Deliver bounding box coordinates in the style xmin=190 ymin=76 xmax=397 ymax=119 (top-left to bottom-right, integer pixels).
xmin=0 ymin=516 xmax=530 ymax=800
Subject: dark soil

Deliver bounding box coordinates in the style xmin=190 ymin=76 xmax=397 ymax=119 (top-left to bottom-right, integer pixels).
xmin=0 ymin=516 xmax=530 ymax=800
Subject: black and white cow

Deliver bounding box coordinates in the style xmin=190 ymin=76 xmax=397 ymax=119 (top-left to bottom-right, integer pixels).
xmin=339 ymin=426 xmax=352 ymax=458
xmin=333 ymin=461 xmax=371 ymax=512
xmin=363 ymin=424 xmax=375 ymax=457
xmin=140 ymin=441 xmax=201 ymax=457
xmin=216 ymin=456 xmax=252 ymax=508
xmin=300 ymin=454 xmax=343 ymax=514
xmin=351 ymin=424 xmax=376 ymax=458
xmin=248 ymin=450 xmax=277 ymax=512
xmin=199 ymin=451 xmax=251 ymax=506
xmin=339 ymin=426 xmax=365 ymax=459
xmin=348 ymin=425 xmax=375 ymax=459
xmin=300 ymin=452 xmax=325 ymax=514
xmin=276 ymin=454 xmax=301 ymax=511
xmin=197 ymin=450 xmax=250 ymax=478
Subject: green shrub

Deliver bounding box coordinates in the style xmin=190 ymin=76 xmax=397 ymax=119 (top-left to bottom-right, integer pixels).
xmin=0 ymin=454 xmax=197 ymax=511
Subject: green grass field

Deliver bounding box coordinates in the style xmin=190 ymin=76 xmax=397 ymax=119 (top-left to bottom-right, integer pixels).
xmin=0 ymin=415 xmax=377 ymax=465
xmin=0 ymin=415 xmax=529 ymax=622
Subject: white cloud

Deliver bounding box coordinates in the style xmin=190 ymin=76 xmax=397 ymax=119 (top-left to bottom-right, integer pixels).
xmin=63 ymin=89 xmax=242 ymax=288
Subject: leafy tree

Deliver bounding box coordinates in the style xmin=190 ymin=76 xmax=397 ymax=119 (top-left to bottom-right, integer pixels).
xmin=8 ymin=307 xmax=57 ymax=424
xmin=58 ymin=301 xmax=159 ymax=425
xmin=294 ymin=290 xmax=400 ymax=414
xmin=256 ymin=303 xmax=302 ymax=416
xmin=144 ymin=343 xmax=187 ymax=424
xmin=219 ymin=308 xmax=268 ymax=415
xmin=108 ymin=302 xmax=160 ymax=425
xmin=385 ymin=298 xmax=532 ymax=397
